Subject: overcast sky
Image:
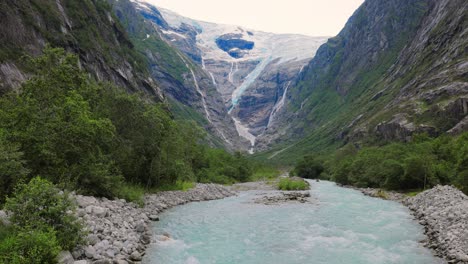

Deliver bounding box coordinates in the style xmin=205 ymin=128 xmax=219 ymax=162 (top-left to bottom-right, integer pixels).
xmin=141 ymin=0 xmax=365 ymax=36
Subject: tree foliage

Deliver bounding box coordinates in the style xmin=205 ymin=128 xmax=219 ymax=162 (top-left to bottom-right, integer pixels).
xmin=292 ymin=155 xmax=324 ymax=179
xmin=0 ymin=46 xmax=259 ymax=202
xmin=326 ymin=133 xmax=468 ymax=192
xmin=5 ymin=177 xmax=84 ymax=250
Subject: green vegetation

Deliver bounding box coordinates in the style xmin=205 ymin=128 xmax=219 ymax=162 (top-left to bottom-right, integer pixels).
xmin=278 ymin=178 xmax=309 ymax=191
xmin=0 ymin=228 xmax=61 ymax=264
xmin=324 ymin=133 xmax=468 ymax=193
xmin=250 ymin=165 xmax=280 ymax=181
xmin=291 ymin=155 xmax=324 ymax=179
xmin=0 ymin=177 xmax=82 ymax=263
xmin=0 ymin=47 xmax=264 ymax=202
xmin=0 ymin=47 xmax=275 ymax=261
xmin=254 ymin=0 xmax=431 ymax=164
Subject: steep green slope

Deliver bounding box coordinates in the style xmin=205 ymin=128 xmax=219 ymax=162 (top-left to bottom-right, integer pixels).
xmin=0 ymin=0 xmax=161 ymax=98
xmin=258 ymin=0 xmax=467 ymax=164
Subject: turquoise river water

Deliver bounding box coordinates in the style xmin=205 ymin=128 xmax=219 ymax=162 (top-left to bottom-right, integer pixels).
xmin=143 ymin=181 xmax=443 ymax=264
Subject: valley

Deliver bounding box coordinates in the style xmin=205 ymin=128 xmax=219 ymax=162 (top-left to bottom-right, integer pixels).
xmin=0 ymin=0 xmax=466 ymax=263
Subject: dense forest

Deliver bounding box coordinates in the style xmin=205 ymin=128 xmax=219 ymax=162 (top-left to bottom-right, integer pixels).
xmin=293 ymin=133 xmax=468 ymax=194
xmin=0 ymin=47 xmax=275 ymax=203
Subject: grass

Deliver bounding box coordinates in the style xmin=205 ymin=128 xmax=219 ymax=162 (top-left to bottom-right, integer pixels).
xmin=405 ymin=190 xmax=423 ymax=197
xmin=152 ymin=181 xmax=196 ymax=192
xmin=0 ymin=223 xmax=14 ymax=244
xmin=117 ymin=184 xmax=146 ymax=207
xmin=250 ymin=166 xmax=280 ymax=181
xmin=117 ymin=180 xmax=196 ymax=207
xmin=278 ymin=178 xmax=309 ymax=191
xmin=376 ymin=190 xmax=389 ymax=199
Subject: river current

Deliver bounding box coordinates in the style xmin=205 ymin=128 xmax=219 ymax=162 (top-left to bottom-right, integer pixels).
xmin=143 ymin=181 xmax=443 ymax=264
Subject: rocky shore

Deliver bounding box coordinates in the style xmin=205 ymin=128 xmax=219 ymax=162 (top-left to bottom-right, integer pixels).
xmin=404 ymin=186 xmax=468 ymax=263
xmin=66 ymin=184 xmax=235 ymax=264
xmin=356 ymin=185 xmax=468 ymax=264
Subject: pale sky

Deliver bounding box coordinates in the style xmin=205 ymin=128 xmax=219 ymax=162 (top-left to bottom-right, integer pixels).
xmin=142 ymin=0 xmax=365 ymax=36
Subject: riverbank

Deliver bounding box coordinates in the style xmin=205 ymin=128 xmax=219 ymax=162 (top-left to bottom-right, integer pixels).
xmin=68 ymin=184 xmax=235 ymax=264
xmin=404 ymin=186 xmax=468 ymax=263
xmin=354 ymin=185 xmax=468 ymax=263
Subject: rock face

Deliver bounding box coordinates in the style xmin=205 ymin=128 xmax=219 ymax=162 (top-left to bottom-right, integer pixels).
xmin=260 ymin=0 xmax=467 ymax=160
xmin=111 ymin=0 xmax=250 ymax=151
xmin=72 ymin=184 xmax=235 ymax=263
xmin=404 ymin=186 xmax=468 ymax=263
xmin=128 ymin=1 xmax=328 ymax=152
xmin=0 ymin=0 xmax=162 ymax=99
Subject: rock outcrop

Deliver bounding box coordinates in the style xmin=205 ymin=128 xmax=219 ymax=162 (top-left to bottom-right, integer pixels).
xmin=0 ymin=0 xmax=162 ymax=99
xmin=129 ymin=2 xmax=328 ymax=151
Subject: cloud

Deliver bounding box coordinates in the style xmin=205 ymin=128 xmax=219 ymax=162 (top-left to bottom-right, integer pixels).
xmin=141 ymin=0 xmax=364 ymax=36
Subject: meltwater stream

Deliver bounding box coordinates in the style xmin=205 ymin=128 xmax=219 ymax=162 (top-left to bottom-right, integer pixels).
xmin=143 ymin=181 xmax=443 ymax=264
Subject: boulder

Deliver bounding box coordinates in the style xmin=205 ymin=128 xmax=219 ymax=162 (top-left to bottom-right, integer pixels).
xmin=86 ymin=206 xmax=109 ymax=218
xmin=0 ymin=210 xmax=10 ymax=226
xmin=130 ymin=251 xmax=142 ymax=261
xmin=57 ymin=251 xmax=74 ymax=264
xmin=76 ymin=196 xmax=98 ymax=208
xmin=85 ymin=245 xmax=96 ymax=259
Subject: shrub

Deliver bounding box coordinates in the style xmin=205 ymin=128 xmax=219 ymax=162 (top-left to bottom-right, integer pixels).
xmin=293 ymin=155 xmax=324 ymax=179
xmin=5 ymin=177 xmax=84 ymax=250
xmin=278 ymin=178 xmax=309 ymax=191
xmin=0 ymin=131 xmax=29 ymax=203
xmin=0 ymin=228 xmax=61 ymax=264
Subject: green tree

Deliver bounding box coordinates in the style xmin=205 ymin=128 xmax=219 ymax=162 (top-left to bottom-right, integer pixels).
xmin=5 ymin=177 xmax=84 ymax=250
xmin=0 ymin=47 xmax=121 ymax=197
xmin=0 ymin=131 xmax=29 ymax=203
xmin=293 ymin=155 xmax=324 ymax=179
xmin=0 ymin=228 xmax=60 ymax=264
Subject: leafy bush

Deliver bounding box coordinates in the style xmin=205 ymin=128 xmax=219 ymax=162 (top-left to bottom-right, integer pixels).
xmin=116 ymin=184 xmax=145 ymax=207
xmin=278 ymin=178 xmax=309 ymax=191
xmin=327 ymin=133 xmax=468 ymax=192
xmin=0 ymin=131 xmax=29 ymax=203
xmin=5 ymin=177 xmax=84 ymax=250
xmin=0 ymin=228 xmax=60 ymax=264
xmin=292 ymin=155 xmax=324 ymax=179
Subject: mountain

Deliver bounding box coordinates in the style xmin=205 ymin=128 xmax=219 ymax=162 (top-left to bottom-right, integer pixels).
xmin=0 ymin=0 xmax=247 ymax=150
xmin=109 ymin=0 xmax=248 ymax=150
xmin=257 ymin=0 xmax=467 ymax=163
xmin=129 ymin=1 xmax=328 ymax=152
xmin=0 ymin=0 xmax=161 ymax=99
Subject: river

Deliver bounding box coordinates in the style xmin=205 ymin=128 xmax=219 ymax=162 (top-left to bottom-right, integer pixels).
xmin=143 ymin=181 xmax=443 ymax=264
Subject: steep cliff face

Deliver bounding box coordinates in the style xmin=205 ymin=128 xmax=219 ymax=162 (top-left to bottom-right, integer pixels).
xmin=128 ymin=2 xmax=327 ymax=151
xmin=110 ymin=0 xmax=249 ymax=150
xmin=0 ymin=0 xmax=161 ymax=99
xmin=258 ymin=0 xmax=467 ymax=162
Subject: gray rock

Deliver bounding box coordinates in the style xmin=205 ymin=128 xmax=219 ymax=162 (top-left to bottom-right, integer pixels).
xmin=0 ymin=210 xmax=10 ymax=226
xmin=73 ymin=261 xmax=88 ymax=264
xmin=87 ymin=234 xmax=100 ymax=246
xmin=148 ymin=215 xmax=159 ymax=221
xmin=57 ymin=251 xmax=74 ymax=264
xmin=85 ymin=245 xmax=96 ymax=259
xmin=135 ymin=222 xmax=146 ymax=233
xmin=130 ymin=251 xmax=142 ymax=261
xmin=76 ymin=195 xmax=98 ymax=208
xmin=92 ymin=260 xmax=111 ymax=264
xmin=86 ymin=206 xmax=109 ymax=218
xmin=75 ymin=184 xmax=234 ymax=264
xmin=404 ymin=185 xmax=468 ymax=263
